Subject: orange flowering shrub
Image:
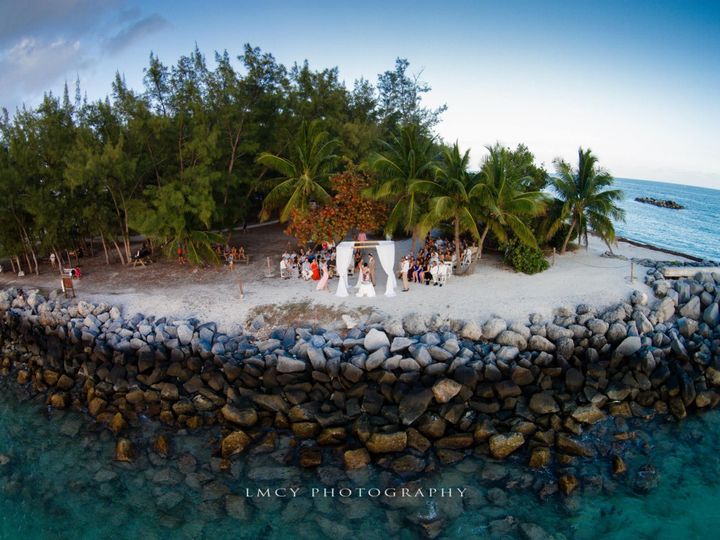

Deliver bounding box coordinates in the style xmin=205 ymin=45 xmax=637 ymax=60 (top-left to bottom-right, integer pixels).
xmin=285 ymin=169 xmax=387 ymax=245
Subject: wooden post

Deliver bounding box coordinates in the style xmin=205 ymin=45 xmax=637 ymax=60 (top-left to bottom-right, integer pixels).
xmin=630 ymin=261 xmax=635 ymax=283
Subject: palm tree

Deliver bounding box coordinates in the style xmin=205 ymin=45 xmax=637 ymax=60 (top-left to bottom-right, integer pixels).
xmin=471 ymin=144 xmax=547 ymax=258
xmin=417 ymin=143 xmax=481 ymax=270
xmin=257 ymin=121 xmax=339 ymax=222
xmin=367 ymin=125 xmax=437 ymax=251
xmin=551 ymin=147 xmax=625 ymax=253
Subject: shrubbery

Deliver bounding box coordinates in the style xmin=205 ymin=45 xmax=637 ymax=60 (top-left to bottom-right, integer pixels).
xmin=502 ymin=239 xmax=549 ymax=274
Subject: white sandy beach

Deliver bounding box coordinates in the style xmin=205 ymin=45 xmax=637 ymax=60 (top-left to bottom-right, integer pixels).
xmin=72 ymin=236 xmax=688 ymax=334
xmin=0 ymin=224 xmax=690 ymax=334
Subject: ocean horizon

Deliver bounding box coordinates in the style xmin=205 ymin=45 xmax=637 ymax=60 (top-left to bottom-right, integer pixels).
xmin=612 ymin=177 xmax=720 ymax=262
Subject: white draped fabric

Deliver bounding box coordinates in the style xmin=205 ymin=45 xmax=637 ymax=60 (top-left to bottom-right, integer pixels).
xmin=375 ymin=242 xmax=397 ymax=297
xmin=335 ymin=240 xmax=396 ymax=297
xmin=335 ymin=243 xmax=354 ymax=297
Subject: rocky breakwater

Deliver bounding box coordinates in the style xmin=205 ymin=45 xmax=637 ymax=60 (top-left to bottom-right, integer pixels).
xmin=1 ymin=276 xmax=719 ymax=493
xmin=635 ymin=197 xmax=685 ymax=210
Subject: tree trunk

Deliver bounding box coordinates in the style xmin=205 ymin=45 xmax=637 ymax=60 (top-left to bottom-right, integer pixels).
xmin=30 ymin=248 xmax=39 ymax=275
xmin=10 ymin=257 xmax=17 ymax=274
xmin=53 ymin=248 xmax=64 ymax=276
xmin=454 ymin=216 xmax=461 ymax=273
xmin=15 ymin=256 xmax=23 ymax=274
xmin=100 ymin=234 xmax=110 ymax=265
xmin=24 ymin=251 xmax=32 ymax=272
xmin=561 ymin=217 xmax=577 ymax=254
xmin=477 ymin=224 xmax=490 ymax=259
xmin=112 ymin=240 xmax=126 ymax=265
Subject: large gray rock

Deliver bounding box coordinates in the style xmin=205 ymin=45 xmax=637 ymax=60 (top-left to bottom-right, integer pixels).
xmin=432 ymin=379 xmax=462 ymax=403
xmin=679 ymin=296 xmax=702 ymax=320
xmin=364 ymin=328 xmax=390 ymax=351
xmin=177 ymin=324 xmax=194 ymax=346
xmin=482 ymin=318 xmax=507 ymax=340
xmin=528 ymin=335 xmax=555 ymax=353
xmin=307 ymin=347 xmax=326 ymax=370
xmin=704 ymin=303 xmax=719 ymax=327
xmin=402 ymin=313 xmax=428 ymax=335
xmin=495 ymin=330 xmax=527 ymax=350
xmin=529 ymin=392 xmax=560 ymax=415
xmin=615 ymin=336 xmax=641 ymax=357
xmin=586 ymin=318 xmax=609 ymax=335
xmin=390 ymin=337 xmax=415 ymax=353
xmin=546 ymin=323 xmax=574 ymax=341
xmin=365 ymin=347 xmax=388 ymax=370
xmin=382 ymin=319 xmax=405 ymax=337
xmin=399 ymin=388 xmax=434 ymax=425
xmin=277 ymin=356 xmax=307 ymax=373
xmin=460 ymin=320 xmax=483 ymax=340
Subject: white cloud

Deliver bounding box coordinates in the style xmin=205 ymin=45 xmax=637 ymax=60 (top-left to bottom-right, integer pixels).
xmin=0 ymin=37 xmax=88 ymax=111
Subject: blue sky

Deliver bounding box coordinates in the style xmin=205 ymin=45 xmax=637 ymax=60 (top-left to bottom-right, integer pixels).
xmin=1 ymin=0 xmax=718 ymax=188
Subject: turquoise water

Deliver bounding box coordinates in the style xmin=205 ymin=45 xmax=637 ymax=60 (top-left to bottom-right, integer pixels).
xmin=614 ymin=178 xmax=720 ymax=261
xmin=3 ymin=379 xmax=720 ymax=539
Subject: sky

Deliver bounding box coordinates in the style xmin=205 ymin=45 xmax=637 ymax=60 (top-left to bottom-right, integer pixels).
xmin=1 ymin=0 xmax=719 ymax=188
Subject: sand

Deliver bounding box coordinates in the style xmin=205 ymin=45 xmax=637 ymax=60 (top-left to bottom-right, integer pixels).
xmin=0 ymin=224 xmax=689 ymax=333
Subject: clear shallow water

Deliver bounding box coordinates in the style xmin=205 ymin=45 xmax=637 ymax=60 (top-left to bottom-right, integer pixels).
xmin=614 ymin=178 xmax=720 ymax=261
xmin=2 ymin=380 xmax=720 ymax=539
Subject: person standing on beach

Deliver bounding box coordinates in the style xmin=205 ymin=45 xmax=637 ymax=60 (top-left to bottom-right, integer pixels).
xmin=316 ymin=259 xmax=331 ymax=293
xmin=401 ymin=256 xmax=410 ymax=292
xmin=368 ymin=253 xmax=377 ymax=285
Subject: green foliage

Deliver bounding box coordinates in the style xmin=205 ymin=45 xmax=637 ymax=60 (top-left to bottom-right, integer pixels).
xmin=367 ymin=125 xmax=439 ymax=243
xmin=550 ymin=147 xmax=625 ymax=252
xmin=502 ymin=239 xmax=549 ymax=274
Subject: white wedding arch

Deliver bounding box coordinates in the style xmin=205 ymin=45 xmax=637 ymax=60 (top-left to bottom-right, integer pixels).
xmin=335 ymin=240 xmax=397 ymax=297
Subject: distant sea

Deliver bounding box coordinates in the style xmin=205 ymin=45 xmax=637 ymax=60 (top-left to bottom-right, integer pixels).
xmin=613 ymin=177 xmax=720 ymax=262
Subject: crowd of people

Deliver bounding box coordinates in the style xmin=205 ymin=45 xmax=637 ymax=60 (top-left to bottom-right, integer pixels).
xmin=277 ymin=234 xmax=475 ymax=297
xmin=279 ymin=242 xmax=337 ymax=292
xmin=398 ymin=236 xmax=474 ymax=291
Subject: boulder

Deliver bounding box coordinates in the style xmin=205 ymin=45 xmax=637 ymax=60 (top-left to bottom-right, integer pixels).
xmin=177 ymin=324 xmax=194 ymax=346
xmin=529 ymin=392 xmax=559 ymax=415
xmin=616 ymin=336 xmax=641 ymax=356
xmin=277 ymin=356 xmax=307 ymax=373
xmin=703 ymin=303 xmax=719 ymax=327
xmin=511 ymin=366 xmax=535 ymax=386
xmin=366 ymin=432 xmax=407 ymax=453
xmin=571 ymin=404 xmax=606 ymax=424
xmin=221 ymin=405 xmax=258 ymax=427
xmin=399 ymin=388 xmax=434 ymax=425
xmin=529 ymin=447 xmax=551 ymax=469
xmin=679 ymin=296 xmax=702 ymax=320
xmin=489 ymin=433 xmax=525 ymax=459
xmin=528 ymin=335 xmax=555 ymax=353
xmin=482 ymin=318 xmax=507 ymax=340
xmin=114 ymin=439 xmax=135 ymax=462
xmin=402 ymin=313 xmax=428 ymax=335
xmin=390 ymin=337 xmax=415 ymax=353
xmin=344 ymin=448 xmax=371 ymax=469
xmin=364 ymin=328 xmax=390 ymax=352
xmin=221 ymin=431 xmax=252 ymax=458
xmin=496 ymin=330 xmax=527 ymax=350
xmin=431 ymin=379 xmax=462 ymax=403
xmin=460 ymin=320 xmax=483 ymax=340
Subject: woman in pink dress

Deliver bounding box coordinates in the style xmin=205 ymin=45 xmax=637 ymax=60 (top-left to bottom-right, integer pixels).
xmin=316 ymin=259 xmax=330 ymax=292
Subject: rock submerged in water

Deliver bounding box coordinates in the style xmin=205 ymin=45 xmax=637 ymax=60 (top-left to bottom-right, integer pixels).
xmin=489 ymin=433 xmax=525 ymax=459
xmin=221 ymin=431 xmax=252 ymax=458
xmin=114 ymin=438 xmax=134 ymax=462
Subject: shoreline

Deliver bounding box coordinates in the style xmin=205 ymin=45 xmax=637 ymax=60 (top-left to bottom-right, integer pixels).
xmin=614 ymin=235 xmax=707 ymax=263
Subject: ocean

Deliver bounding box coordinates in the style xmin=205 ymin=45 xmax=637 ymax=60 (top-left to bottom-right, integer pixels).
xmin=613 ymin=178 xmax=720 ymax=262
xmin=3 ymin=379 xmax=720 ymax=539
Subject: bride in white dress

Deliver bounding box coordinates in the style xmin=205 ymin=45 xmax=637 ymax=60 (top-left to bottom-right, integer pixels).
xmin=356 ymin=264 xmax=376 ymax=298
